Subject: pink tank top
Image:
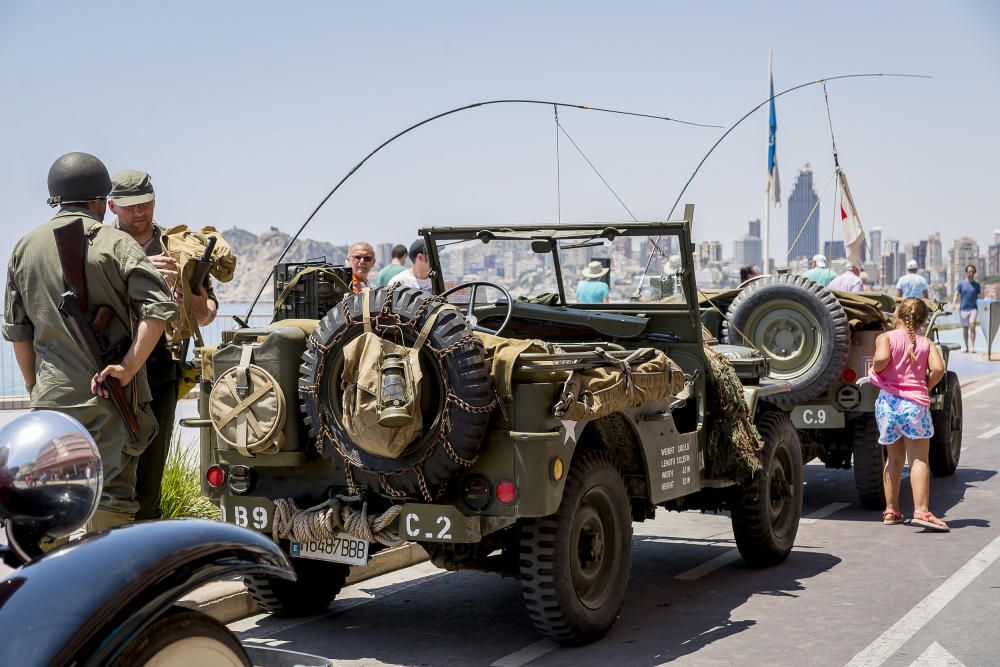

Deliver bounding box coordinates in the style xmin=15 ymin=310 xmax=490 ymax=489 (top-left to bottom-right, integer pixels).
xmin=868 ymin=328 xmax=931 ymax=406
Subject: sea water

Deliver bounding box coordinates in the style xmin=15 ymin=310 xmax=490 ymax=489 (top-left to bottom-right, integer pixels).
xmin=0 ymin=302 xmax=272 ymax=398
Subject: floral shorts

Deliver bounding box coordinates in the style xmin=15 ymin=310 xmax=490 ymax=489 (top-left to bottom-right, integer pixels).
xmin=874 ymin=390 xmax=934 ymax=444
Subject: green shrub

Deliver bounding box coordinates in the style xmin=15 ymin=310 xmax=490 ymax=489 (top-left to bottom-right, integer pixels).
xmin=160 ymin=433 xmax=219 ymax=520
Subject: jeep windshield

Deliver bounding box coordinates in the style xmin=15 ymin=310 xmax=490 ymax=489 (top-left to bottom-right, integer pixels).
xmin=422 ymin=222 xmax=691 ymax=307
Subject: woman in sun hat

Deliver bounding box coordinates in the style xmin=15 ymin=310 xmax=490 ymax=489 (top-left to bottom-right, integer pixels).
xmin=576 ymin=260 xmax=609 ymax=304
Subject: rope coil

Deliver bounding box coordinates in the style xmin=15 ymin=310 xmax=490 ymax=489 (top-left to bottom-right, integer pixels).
xmin=272 ymin=497 xmax=405 ymax=548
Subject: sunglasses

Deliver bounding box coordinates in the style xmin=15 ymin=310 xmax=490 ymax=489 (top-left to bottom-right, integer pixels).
xmin=350 ymin=255 xmax=374 ymax=262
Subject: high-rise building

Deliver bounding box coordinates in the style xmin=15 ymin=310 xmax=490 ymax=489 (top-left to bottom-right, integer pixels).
xmin=883 ymin=239 xmax=900 ymax=285
xmin=734 ymin=237 xmax=763 ymax=269
xmin=927 ymin=233 xmax=943 ymax=271
xmin=748 ymin=219 xmax=761 ymax=238
xmin=990 ymin=230 xmax=1000 ymax=277
xmin=787 ymin=164 xmax=820 ymax=260
xmin=375 ymin=242 xmax=395 ymax=269
xmin=914 ymin=241 xmax=928 ymax=271
xmin=697 ymin=241 xmax=722 ymax=268
xmin=947 ymin=237 xmax=982 ymax=292
xmin=823 ymin=240 xmax=846 ymax=262
xmin=869 ymin=227 xmax=882 ymax=266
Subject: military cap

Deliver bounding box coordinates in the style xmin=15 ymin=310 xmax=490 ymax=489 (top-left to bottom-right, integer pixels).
xmin=109 ymin=169 xmax=155 ymax=207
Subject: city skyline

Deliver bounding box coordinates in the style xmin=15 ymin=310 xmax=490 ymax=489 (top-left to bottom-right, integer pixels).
xmin=1 ymin=3 xmax=998 ymax=272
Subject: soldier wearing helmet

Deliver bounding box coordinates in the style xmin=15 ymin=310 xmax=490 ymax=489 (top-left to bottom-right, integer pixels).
xmin=3 ymin=152 xmax=177 ymax=532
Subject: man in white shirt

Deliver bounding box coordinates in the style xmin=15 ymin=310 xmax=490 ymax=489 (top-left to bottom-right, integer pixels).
xmin=388 ymin=238 xmax=433 ymax=292
xmin=896 ymin=260 xmax=929 ymax=299
xmin=828 ymin=264 xmax=864 ymax=292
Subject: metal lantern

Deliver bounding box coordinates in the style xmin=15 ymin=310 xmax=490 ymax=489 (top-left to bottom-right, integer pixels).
xmin=377 ymin=345 xmax=416 ymax=428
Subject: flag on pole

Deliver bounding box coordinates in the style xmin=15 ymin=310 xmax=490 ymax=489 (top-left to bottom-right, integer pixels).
xmin=838 ymin=169 xmax=866 ymax=268
xmin=767 ymin=64 xmax=781 ymax=206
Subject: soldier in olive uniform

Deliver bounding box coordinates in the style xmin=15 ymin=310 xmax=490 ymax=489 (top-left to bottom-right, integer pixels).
xmin=3 ymin=153 xmax=177 ymax=529
xmin=108 ymin=169 xmax=218 ymax=520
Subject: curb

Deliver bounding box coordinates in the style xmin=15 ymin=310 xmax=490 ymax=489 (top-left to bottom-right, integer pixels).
xmin=179 ymin=541 xmax=429 ymax=624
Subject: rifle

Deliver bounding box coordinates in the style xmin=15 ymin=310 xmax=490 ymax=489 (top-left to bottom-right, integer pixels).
xmin=53 ymin=218 xmax=140 ymax=443
xmin=189 ymin=236 xmax=217 ymax=293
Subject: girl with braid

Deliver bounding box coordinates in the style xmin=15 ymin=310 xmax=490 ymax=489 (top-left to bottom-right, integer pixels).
xmin=868 ymin=298 xmax=948 ymax=530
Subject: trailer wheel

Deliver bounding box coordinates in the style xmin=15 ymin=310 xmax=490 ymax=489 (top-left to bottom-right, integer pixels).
xmin=851 ymin=413 xmax=886 ymax=510
xmin=930 ymin=371 xmax=962 ymax=476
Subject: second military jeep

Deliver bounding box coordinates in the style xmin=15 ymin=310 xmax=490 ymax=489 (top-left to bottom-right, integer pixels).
xmin=192 ymin=206 xmax=803 ymax=645
xmin=701 ymin=275 xmax=963 ymax=509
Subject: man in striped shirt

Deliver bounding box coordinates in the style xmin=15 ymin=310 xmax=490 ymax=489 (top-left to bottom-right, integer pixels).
xmin=347 ymin=241 xmax=376 ymax=292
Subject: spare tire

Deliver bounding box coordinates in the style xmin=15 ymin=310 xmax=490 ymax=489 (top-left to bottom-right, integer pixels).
xmin=724 ymin=274 xmax=849 ymax=404
xmin=300 ymin=286 xmax=494 ymax=500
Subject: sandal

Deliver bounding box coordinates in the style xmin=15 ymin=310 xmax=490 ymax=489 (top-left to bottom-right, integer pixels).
xmin=882 ymin=510 xmax=903 ymax=525
xmin=912 ymin=511 xmax=950 ymax=532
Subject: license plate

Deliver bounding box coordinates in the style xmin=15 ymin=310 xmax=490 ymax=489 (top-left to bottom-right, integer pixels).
xmin=290 ymin=534 xmax=369 ymax=566
xmin=790 ymin=405 xmax=845 ymax=429
xmin=220 ymin=496 xmax=275 ymax=532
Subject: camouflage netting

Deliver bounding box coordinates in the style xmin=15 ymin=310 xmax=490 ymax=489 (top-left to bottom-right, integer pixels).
xmin=552 ymin=348 xmax=685 ymax=422
xmin=703 ymin=343 xmax=764 ymax=482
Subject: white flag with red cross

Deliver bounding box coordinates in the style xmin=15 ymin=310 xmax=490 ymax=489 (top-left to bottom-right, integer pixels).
xmin=838 ymin=169 xmax=866 ymax=267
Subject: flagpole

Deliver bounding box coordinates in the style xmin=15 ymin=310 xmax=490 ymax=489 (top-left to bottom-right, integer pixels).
xmin=763 ymin=48 xmax=773 ymax=275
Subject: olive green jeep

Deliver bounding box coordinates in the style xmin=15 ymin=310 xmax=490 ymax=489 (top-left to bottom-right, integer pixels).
xmin=191 ymin=206 xmax=803 ymax=645
xmin=701 ymin=276 xmax=963 ymax=510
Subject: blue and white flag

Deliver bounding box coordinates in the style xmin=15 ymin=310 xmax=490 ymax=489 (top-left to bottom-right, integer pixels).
xmin=767 ymin=66 xmax=781 ymax=206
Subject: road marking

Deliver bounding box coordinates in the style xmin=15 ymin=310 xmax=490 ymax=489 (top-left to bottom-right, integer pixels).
xmin=490 ymin=639 xmax=559 ymax=667
xmin=846 ymin=534 xmax=1000 ymax=667
xmin=675 ymin=549 xmax=740 ymax=580
xmin=977 ymin=425 xmax=1000 ymax=439
xmin=800 ymin=502 xmax=851 ymax=525
xmin=908 ymin=641 xmax=966 ymax=666
xmin=961 ymin=381 xmax=999 ymax=399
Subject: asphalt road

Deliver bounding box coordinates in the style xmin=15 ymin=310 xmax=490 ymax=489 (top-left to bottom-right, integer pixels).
xmin=229 ymin=371 xmax=1000 ymax=667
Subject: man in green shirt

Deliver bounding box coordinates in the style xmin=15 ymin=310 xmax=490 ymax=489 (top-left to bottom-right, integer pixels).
xmin=376 ymin=244 xmax=408 ymax=287
xmin=108 ymin=169 xmax=218 ymax=520
xmin=3 ymin=153 xmax=177 ymax=529
xmin=803 ymin=253 xmax=837 ymax=287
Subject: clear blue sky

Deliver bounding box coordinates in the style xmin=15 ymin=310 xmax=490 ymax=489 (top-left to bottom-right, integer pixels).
xmin=2 ymin=1 xmax=998 ymax=267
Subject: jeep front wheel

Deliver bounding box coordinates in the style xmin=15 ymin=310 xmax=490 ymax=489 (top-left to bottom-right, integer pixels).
xmin=518 ymin=450 xmax=632 ymax=646
xmin=245 ymin=557 xmax=349 ymax=616
xmin=730 ymin=411 xmax=803 ymax=566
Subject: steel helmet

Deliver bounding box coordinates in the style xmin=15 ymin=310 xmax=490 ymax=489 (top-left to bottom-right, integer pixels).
xmin=46 ymin=152 xmax=112 ymax=207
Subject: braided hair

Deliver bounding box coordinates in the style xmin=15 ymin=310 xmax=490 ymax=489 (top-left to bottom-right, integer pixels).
xmin=897 ymin=297 xmax=929 ymax=362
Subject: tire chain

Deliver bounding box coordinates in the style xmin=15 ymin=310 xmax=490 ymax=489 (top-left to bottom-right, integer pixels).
xmin=301 ymin=286 xmax=497 ymax=501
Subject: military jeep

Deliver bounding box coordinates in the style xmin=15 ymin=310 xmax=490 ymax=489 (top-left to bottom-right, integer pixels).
xmin=192 ymin=206 xmax=803 ymax=645
xmin=701 ymin=276 xmax=963 ymax=510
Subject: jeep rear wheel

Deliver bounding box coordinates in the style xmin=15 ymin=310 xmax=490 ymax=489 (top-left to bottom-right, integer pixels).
xmin=851 ymin=413 xmax=886 ymax=510
xmin=245 ymin=557 xmax=349 ymax=616
xmin=518 ymin=450 xmax=632 ymax=646
xmin=724 ymin=274 xmax=850 ymax=404
xmin=730 ymin=411 xmax=802 ymax=566
xmin=930 ymin=371 xmax=962 ymax=476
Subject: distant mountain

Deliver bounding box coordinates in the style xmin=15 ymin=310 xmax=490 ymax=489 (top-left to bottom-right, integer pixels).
xmin=213 ymin=227 xmax=350 ymax=302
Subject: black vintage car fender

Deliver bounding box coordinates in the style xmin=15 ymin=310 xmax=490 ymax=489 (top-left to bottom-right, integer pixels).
xmin=0 ymin=519 xmax=292 ymax=667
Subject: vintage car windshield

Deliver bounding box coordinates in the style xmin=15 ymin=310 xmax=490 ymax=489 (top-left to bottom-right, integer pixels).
xmin=434 ymin=229 xmax=689 ymax=306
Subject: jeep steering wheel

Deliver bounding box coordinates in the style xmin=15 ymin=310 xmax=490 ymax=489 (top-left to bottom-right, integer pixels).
xmin=439 ymin=281 xmax=514 ymax=337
